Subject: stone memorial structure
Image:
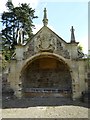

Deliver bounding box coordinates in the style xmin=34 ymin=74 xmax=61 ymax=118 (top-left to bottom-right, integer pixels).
xmin=7 ymin=8 xmax=88 ymax=100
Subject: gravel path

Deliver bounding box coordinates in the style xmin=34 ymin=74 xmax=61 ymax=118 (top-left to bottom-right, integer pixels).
xmin=2 ymin=106 xmax=89 ymax=118
xmin=1 ymin=97 xmax=89 ymax=118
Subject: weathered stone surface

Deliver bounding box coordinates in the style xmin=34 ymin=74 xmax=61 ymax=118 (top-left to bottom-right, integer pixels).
xmin=6 ymin=20 xmax=88 ymax=99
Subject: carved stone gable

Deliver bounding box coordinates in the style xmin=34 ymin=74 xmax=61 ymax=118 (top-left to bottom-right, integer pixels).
xmin=34 ymin=27 xmax=56 ymax=52
xmin=23 ymin=26 xmax=70 ymax=60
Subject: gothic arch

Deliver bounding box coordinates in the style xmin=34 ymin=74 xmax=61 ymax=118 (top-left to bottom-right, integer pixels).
xmin=20 ymin=53 xmax=72 ymax=98
xmin=21 ymin=52 xmax=70 ymax=73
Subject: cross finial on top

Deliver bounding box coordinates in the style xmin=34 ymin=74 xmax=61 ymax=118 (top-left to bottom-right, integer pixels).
xmin=70 ymin=26 xmax=76 ymax=43
xmin=8 ymin=0 xmax=12 ymax=2
xmin=43 ymin=8 xmax=48 ymax=26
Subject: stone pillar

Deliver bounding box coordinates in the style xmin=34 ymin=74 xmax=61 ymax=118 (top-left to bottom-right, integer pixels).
xmin=15 ymin=45 xmax=24 ymax=61
xmin=8 ymin=44 xmax=24 ymax=98
xmin=13 ymin=60 xmax=24 ymax=98
xmin=78 ymin=61 xmax=87 ymax=94
xmin=71 ymin=61 xmax=81 ymax=100
xmin=13 ymin=44 xmax=24 ymax=98
xmin=70 ymin=43 xmax=78 ymax=59
xmin=15 ymin=81 xmax=23 ymax=98
xmin=72 ymin=80 xmax=80 ymax=100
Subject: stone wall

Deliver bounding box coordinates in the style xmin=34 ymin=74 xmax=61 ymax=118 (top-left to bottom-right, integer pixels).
xmin=7 ymin=26 xmax=88 ymax=99
xmin=22 ymin=57 xmax=72 ymax=97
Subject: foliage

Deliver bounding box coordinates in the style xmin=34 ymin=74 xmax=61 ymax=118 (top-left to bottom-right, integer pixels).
xmin=1 ymin=1 xmax=38 ymax=60
xmin=13 ymin=3 xmax=38 ymax=38
xmin=0 ymin=53 xmax=7 ymax=72
xmin=77 ymin=45 xmax=83 ymax=52
xmin=88 ymin=50 xmax=90 ymax=68
xmin=2 ymin=57 xmax=8 ymax=71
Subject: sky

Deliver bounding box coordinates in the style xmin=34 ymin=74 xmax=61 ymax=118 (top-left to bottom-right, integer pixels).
xmin=0 ymin=0 xmax=89 ymax=54
xmin=89 ymin=1 xmax=90 ymax=55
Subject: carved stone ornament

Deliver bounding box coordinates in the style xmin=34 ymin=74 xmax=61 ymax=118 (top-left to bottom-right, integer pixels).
xmin=35 ymin=34 xmax=56 ymax=52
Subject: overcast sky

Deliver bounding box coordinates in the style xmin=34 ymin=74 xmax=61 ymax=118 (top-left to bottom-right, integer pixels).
xmin=0 ymin=0 xmax=89 ymax=54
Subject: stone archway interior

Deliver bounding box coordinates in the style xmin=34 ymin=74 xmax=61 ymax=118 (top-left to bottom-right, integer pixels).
xmin=22 ymin=56 xmax=72 ymax=97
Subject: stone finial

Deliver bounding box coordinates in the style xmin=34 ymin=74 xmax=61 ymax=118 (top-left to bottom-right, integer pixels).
xmin=8 ymin=0 xmax=12 ymax=2
xmin=70 ymin=26 xmax=76 ymax=43
xmin=16 ymin=27 xmax=24 ymax=45
xmin=43 ymin=8 xmax=48 ymax=26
